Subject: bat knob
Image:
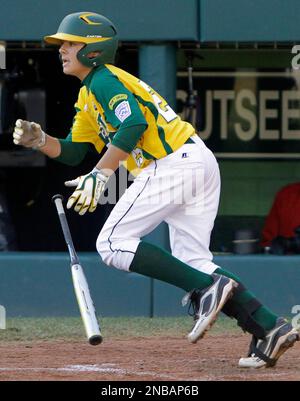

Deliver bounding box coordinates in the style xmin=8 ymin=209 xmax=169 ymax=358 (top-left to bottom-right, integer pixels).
xmin=89 ymin=335 xmax=103 ymax=346
xmin=52 ymin=194 xmax=64 ymax=202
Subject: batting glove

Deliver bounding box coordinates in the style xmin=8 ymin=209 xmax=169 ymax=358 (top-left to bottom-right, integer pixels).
xmin=13 ymin=119 xmax=46 ymax=149
xmin=65 ymin=168 xmax=109 ymax=215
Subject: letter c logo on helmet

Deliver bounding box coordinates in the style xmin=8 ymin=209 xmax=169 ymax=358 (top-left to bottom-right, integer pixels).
xmin=79 ymin=13 xmax=102 ymax=25
xmin=44 ymin=11 xmax=118 ymax=67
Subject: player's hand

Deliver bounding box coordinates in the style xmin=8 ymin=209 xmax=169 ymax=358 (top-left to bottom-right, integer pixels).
xmin=65 ymin=168 xmax=109 ymax=215
xmin=13 ymin=119 xmax=46 ymax=148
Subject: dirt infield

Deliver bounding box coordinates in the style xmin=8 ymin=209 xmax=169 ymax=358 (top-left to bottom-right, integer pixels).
xmin=0 ymin=333 xmax=299 ymax=381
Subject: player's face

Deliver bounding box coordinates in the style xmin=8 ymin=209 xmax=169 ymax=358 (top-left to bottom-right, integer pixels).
xmin=59 ymin=41 xmax=91 ymax=80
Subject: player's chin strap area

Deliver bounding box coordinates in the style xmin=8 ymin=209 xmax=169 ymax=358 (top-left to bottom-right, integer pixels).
xmin=247 ymin=336 xmax=276 ymax=366
xmin=221 ymin=282 xmax=267 ymax=339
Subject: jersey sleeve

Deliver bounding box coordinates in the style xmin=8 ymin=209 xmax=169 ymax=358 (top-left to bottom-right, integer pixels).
xmin=54 ymin=134 xmax=91 ymax=166
xmin=70 ymin=88 xmax=105 ymax=154
xmin=111 ymin=124 xmax=147 ymax=153
xmin=90 ymin=72 xmax=147 ymax=130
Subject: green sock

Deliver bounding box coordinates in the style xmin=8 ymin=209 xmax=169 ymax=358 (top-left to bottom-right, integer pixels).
xmin=130 ymin=241 xmax=213 ymax=292
xmin=216 ymin=268 xmax=278 ymax=331
xmin=252 ymin=306 xmax=278 ymax=331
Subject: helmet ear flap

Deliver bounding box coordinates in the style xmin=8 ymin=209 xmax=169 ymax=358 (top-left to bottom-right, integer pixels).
xmin=77 ymin=39 xmax=118 ymax=67
xmin=77 ymin=45 xmax=102 ymax=67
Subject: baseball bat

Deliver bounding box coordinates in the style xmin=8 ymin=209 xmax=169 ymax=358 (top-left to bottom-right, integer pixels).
xmin=52 ymin=194 xmax=102 ymax=345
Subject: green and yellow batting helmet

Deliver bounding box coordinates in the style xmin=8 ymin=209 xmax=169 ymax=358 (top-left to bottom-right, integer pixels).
xmin=44 ymin=11 xmax=118 ymax=67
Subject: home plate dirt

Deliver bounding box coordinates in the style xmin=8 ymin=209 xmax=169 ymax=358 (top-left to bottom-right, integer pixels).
xmin=0 ymin=334 xmax=299 ymax=381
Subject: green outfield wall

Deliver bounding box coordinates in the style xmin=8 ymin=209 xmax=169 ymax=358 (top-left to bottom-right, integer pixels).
xmin=0 ymin=253 xmax=299 ymax=319
xmin=1 ymin=0 xmax=300 ymax=42
xmin=200 ymin=0 xmax=300 ymax=42
xmin=0 ymin=0 xmax=199 ymax=41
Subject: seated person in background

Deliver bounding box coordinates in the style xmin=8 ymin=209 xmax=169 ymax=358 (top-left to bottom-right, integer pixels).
xmin=261 ymin=182 xmax=300 ymax=254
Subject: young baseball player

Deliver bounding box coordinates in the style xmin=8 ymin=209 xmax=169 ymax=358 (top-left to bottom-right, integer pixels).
xmin=13 ymin=12 xmax=298 ymax=368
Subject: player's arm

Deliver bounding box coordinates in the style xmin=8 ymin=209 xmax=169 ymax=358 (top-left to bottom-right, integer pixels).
xmin=95 ymin=123 xmax=147 ymax=173
xmin=65 ymin=123 xmax=147 ymax=215
xmin=94 ymin=144 xmax=129 ymax=176
xmin=13 ymin=119 xmax=61 ymax=157
xmin=13 ymin=88 xmax=101 ymax=166
xmin=13 ymin=119 xmax=90 ymax=166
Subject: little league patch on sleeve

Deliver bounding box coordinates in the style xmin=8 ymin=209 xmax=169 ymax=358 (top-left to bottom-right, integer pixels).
xmin=115 ymin=100 xmax=132 ymax=122
xmin=109 ymin=94 xmax=128 ymax=110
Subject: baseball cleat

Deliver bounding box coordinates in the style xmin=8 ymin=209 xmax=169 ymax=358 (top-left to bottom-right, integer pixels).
xmin=238 ymin=317 xmax=299 ymax=368
xmin=182 ymin=273 xmax=237 ymax=344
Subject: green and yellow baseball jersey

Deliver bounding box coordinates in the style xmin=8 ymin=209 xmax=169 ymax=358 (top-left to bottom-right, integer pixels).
xmin=69 ymin=64 xmax=195 ymax=171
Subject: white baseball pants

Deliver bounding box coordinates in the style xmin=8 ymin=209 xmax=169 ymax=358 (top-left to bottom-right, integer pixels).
xmin=97 ymin=135 xmax=221 ymax=275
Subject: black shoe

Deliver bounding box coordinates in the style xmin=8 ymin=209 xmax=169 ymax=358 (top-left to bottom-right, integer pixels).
xmin=182 ymin=273 xmax=237 ymax=343
xmin=239 ymin=317 xmax=299 ymax=368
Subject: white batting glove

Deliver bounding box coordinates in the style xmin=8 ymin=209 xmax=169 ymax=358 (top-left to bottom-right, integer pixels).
xmin=65 ymin=168 xmax=109 ymax=215
xmin=13 ymin=119 xmax=46 ymax=149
